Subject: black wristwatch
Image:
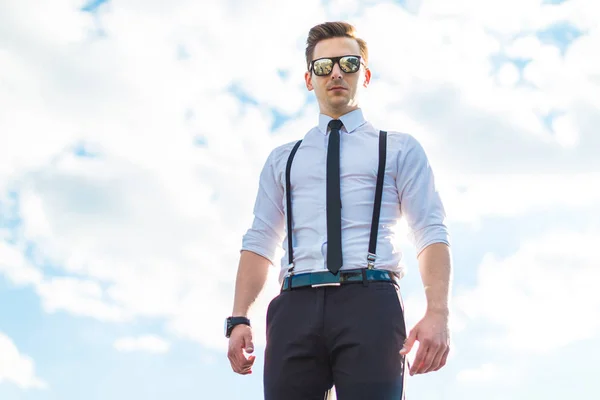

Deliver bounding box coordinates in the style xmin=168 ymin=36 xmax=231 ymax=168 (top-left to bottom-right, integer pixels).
xmin=224 ymin=316 xmax=251 ymax=338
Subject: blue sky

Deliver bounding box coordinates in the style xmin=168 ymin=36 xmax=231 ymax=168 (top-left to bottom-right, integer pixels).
xmin=1 ymin=0 xmax=599 ymax=399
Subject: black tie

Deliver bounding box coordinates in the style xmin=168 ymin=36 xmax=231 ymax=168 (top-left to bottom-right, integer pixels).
xmin=327 ymin=119 xmax=343 ymax=274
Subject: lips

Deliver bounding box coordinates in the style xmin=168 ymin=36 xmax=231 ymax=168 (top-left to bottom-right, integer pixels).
xmin=328 ymin=86 xmax=346 ymax=91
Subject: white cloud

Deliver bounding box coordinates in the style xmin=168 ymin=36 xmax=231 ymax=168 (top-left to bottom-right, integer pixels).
xmin=541 ymin=0 xmax=600 ymax=32
xmin=0 ymin=242 xmax=43 ymax=286
xmin=457 ymin=363 xmax=500 ymax=384
xmin=455 ymin=230 xmax=600 ymax=354
xmin=36 ymin=276 xmax=129 ymax=322
xmin=456 ymin=361 xmax=526 ymax=387
xmin=496 ymin=62 xmax=520 ymax=87
xmin=358 ymin=2 xmax=599 ymax=178
xmin=0 ymin=332 xmax=46 ymax=390
xmin=114 ymin=335 xmax=171 ymax=354
xmin=505 ymin=36 xmax=545 ymax=59
xmin=438 ymin=172 xmax=600 ymax=225
xmin=552 ymin=113 xmax=580 ymax=148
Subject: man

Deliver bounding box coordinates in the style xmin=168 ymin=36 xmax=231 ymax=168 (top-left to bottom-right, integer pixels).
xmin=226 ymin=21 xmax=452 ymax=399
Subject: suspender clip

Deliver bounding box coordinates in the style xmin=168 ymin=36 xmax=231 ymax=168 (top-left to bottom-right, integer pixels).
xmin=287 ymin=263 xmax=295 ymax=276
xmin=367 ymin=252 xmax=376 ymax=269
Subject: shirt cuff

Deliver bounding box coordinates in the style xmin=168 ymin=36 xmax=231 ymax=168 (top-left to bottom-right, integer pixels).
xmin=241 ymin=233 xmax=279 ymax=266
xmin=411 ymin=224 xmax=451 ymax=256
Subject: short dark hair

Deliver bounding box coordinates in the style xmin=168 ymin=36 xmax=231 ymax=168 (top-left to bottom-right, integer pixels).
xmin=305 ymin=21 xmax=369 ymax=71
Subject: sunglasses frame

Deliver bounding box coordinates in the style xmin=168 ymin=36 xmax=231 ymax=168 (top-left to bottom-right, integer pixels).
xmin=309 ymin=55 xmax=366 ymax=76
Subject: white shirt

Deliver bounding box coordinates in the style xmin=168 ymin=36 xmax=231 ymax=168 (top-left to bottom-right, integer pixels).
xmin=241 ymin=109 xmax=450 ymax=284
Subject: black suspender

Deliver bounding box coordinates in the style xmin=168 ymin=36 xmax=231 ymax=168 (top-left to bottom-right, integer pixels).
xmin=367 ymin=130 xmax=387 ymax=268
xmin=285 ymin=131 xmax=387 ymax=275
xmin=285 ymin=139 xmax=303 ymax=268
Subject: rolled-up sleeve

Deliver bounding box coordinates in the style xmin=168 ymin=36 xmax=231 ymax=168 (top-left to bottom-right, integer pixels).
xmin=241 ymin=149 xmax=286 ymax=265
xmin=396 ymin=134 xmax=450 ymax=255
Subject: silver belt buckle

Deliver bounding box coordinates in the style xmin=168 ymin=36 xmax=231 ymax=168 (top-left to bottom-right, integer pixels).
xmin=311 ymin=282 xmax=341 ymax=288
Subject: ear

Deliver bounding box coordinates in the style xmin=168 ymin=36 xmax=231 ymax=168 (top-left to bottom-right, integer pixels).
xmin=305 ymin=70 xmax=314 ymax=91
xmin=362 ymin=67 xmax=371 ymax=88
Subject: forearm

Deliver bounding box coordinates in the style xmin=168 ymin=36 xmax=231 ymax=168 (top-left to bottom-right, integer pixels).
xmin=417 ymin=242 xmax=452 ymax=316
xmin=231 ymin=250 xmax=272 ymax=317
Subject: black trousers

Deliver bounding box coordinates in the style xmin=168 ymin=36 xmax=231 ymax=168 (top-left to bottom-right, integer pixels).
xmin=263 ymin=278 xmax=407 ymax=400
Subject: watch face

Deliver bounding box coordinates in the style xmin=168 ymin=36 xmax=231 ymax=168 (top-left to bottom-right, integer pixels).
xmin=224 ymin=318 xmax=229 ymax=337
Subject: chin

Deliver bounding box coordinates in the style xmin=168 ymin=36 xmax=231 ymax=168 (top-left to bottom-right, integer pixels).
xmin=328 ymin=99 xmax=351 ymax=109
xmin=328 ymin=94 xmax=350 ymax=103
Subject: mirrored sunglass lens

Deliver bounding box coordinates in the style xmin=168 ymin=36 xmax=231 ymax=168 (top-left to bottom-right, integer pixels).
xmin=340 ymin=56 xmax=360 ymax=72
xmin=313 ymin=59 xmax=333 ymax=75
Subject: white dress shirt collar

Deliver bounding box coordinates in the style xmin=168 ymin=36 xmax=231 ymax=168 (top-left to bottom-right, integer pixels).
xmin=317 ymin=108 xmax=367 ymax=135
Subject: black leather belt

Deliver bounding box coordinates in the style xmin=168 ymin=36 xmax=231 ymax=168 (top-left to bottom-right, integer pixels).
xmin=281 ymin=269 xmax=396 ymax=291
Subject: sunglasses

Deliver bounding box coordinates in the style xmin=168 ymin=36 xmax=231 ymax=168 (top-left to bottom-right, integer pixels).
xmin=309 ymin=55 xmax=365 ymax=76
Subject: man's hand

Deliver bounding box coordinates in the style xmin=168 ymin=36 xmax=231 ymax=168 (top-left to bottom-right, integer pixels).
xmin=400 ymin=310 xmax=450 ymax=376
xmin=227 ymin=324 xmax=256 ymax=375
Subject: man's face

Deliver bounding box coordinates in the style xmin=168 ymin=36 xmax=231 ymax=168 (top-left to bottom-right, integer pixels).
xmin=305 ymin=37 xmax=371 ymax=118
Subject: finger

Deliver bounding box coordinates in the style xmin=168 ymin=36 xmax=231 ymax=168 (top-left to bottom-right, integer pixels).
xmin=228 ymin=347 xmax=243 ymax=372
xmin=228 ymin=341 xmax=247 ymax=372
xmin=433 ymin=346 xmax=450 ymax=372
xmin=244 ymin=332 xmax=255 ymax=354
xmin=240 ymin=354 xmax=256 ymax=369
xmin=400 ymin=328 xmax=418 ymax=355
xmin=244 ymin=357 xmax=256 ymax=370
xmin=239 ymin=333 xmax=255 ymax=368
xmin=227 ymin=344 xmax=237 ymax=366
xmin=240 ymin=364 xmax=252 ymax=374
xmin=239 ymin=355 xmax=256 ymax=375
xmin=423 ymin=344 xmax=444 ymax=373
xmin=410 ymin=343 xmax=429 ymax=376
xmin=416 ymin=337 xmax=440 ymax=374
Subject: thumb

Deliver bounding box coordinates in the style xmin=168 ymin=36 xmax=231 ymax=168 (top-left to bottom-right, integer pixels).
xmin=244 ymin=331 xmax=254 ymax=353
xmin=400 ymin=327 xmax=418 ymax=355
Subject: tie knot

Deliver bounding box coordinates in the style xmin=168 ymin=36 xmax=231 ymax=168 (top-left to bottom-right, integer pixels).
xmin=328 ymin=119 xmax=343 ymax=131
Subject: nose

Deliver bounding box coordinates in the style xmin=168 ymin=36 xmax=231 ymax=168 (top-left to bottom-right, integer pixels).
xmin=330 ymin=62 xmax=343 ymax=79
